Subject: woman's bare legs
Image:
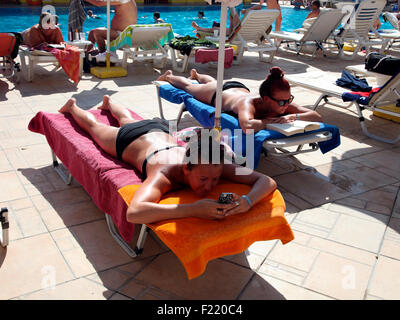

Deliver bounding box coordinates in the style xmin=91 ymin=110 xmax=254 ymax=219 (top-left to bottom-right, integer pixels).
xmin=188 ymin=68 xmax=215 ymax=84
xmin=157 ymin=69 xmax=216 ymax=105
xmin=58 ymin=98 xmax=118 ymax=157
xmin=97 ymin=95 xmax=137 ymax=127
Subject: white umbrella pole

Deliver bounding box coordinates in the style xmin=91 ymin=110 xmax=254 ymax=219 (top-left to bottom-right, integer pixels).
xmin=214 ymin=4 xmax=228 ymax=132
xmin=106 ymin=0 xmax=111 ymax=68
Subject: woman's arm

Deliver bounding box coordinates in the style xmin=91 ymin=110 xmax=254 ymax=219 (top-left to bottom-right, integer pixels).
xmin=283 ymin=103 xmax=323 ymax=122
xmin=220 ymin=164 xmax=277 ymax=216
xmin=126 ymin=171 xmax=237 ymax=224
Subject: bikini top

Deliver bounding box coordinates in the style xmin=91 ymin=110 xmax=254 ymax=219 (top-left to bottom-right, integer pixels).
xmin=141 ymin=145 xmax=185 ymax=179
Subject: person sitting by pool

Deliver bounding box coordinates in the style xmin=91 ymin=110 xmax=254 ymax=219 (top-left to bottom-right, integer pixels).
xmin=157 ymin=67 xmax=322 ymax=134
xmin=241 ymin=0 xmax=282 ymax=31
xmin=87 ymin=10 xmax=101 ymax=19
xmin=192 ymin=7 xmax=240 ymax=37
xmin=305 ymin=0 xmax=320 ymax=20
xmin=58 ymin=95 xmax=277 ymax=224
xmin=85 ymin=0 xmax=137 ymax=53
xmin=21 ymin=12 xmax=64 ymax=48
xmin=153 ymin=12 xmax=165 ymax=23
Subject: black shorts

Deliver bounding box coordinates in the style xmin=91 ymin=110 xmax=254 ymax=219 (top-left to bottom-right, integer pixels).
xmin=210 ymin=81 xmax=250 ymax=106
xmin=115 ymin=119 xmax=170 ymax=161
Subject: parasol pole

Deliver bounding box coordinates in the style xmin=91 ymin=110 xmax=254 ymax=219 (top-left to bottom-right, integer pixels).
xmin=213 ymin=3 xmax=228 ymax=134
xmin=106 ymin=0 xmax=111 ymax=69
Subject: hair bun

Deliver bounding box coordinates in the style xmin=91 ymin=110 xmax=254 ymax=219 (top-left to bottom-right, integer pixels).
xmin=269 ymin=67 xmax=284 ymax=79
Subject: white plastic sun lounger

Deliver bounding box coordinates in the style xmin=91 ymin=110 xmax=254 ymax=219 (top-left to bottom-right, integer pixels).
xmin=345 ymin=63 xmax=391 ymax=86
xmin=205 ymin=9 xmax=280 ymax=64
xmin=333 ymin=0 xmax=388 ymax=60
xmin=109 ymin=24 xmax=174 ymax=69
xmin=286 ymin=71 xmax=400 ymax=143
xmin=269 ymin=9 xmax=345 ymax=58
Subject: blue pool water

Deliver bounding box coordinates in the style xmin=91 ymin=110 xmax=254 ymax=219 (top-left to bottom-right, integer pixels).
xmin=0 ymin=5 xmax=394 ymax=42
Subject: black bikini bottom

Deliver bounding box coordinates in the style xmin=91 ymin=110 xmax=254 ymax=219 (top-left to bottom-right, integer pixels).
xmin=115 ymin=119 xmax=170 ymax=161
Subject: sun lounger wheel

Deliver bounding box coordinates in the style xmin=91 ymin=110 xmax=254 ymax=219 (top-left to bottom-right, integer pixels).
xmin=0 ymin=207 xmax=9 ymax=247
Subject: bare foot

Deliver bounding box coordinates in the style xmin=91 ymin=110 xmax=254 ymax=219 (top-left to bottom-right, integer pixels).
xmin=192 ymin=21 xmax=200 ymax=30
xmin=189 ymin=68 xmax=199 ymax=81
xmin=58 ymin=98 xmax=76 ymax=113
xmin=157 ymin=69 xmax=172 ymax=82
xmin=97 ymin=95 xmax=111 ymax=110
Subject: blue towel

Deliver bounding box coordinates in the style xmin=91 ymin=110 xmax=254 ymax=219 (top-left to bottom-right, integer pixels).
xmin=159 ymin=84 xmax=341 ymax=169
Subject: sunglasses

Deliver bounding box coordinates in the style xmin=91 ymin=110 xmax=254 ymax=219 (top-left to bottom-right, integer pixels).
xmin=269 ymin=94 xmax=294 ymax=106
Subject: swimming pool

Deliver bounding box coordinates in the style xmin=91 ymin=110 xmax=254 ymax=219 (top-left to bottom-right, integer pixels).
xmin=0 ymin=5 xmax=394 ymax=42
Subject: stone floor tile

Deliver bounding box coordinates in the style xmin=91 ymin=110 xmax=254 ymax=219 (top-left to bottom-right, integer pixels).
xmin=13 ymin=206 xmax=48 ymax=238
xmin=303 ymin=252 xmax=373 ymax=300
xmin=239 ymin=272 xmax=333 ymax=300
xmin=380 ymin=217 xmax=400 ymax=260
xmin=267 ymin=239 xmax=319 ymax=270
xmin=275 ymin=170 xmax=351 ymax=206
xmin=0 ymin=233 xmax=74 ymax=299
xmin=368 ymin=256 xmax=400 ymax=300
xmin=350 ymin=149 xmax=400 ymax=180
xmin=291 ymin=207 xmax=340 ymax=238
xmin=50 ymin=220 xmax=133 ymax=278
xmin=0 ymin=171 xmax=27 ymax=202
xmin=328 ymin=214 xmax=387 ymax=253
xmin=135 ymin=252 xmax=254 ymax=300
xmin=307 ymin=237 xmax=377 ymax=266
xmin=18 ymin=278 xmax=114 ymax=300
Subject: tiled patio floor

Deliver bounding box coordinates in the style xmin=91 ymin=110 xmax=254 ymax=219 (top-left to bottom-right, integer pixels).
xmin=0 ymin=42 xmax=399 ymax=300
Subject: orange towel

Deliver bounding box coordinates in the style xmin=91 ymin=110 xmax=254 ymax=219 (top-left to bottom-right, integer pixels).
xmin=51 ymin=44 xmax=81 ymax=83
xmin=118 ymin=183 xmax=294 ymax=279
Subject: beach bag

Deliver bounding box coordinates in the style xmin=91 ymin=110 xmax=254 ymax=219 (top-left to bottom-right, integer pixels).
xmin=365 ymin=52 xmax=400 ymax=76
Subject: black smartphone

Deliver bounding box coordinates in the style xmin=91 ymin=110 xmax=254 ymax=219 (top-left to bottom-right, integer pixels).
xmin=218 ymin=192 xmax=234 ymax=204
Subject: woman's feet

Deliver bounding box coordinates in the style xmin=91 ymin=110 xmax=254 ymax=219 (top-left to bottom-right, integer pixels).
xmin=189 ymin=68 xmax=199 ymax=81
xmin=58 ymin=98 xmax=76 ymax=113
xmin=157 ymin=69 xmax=173 ymax=82
xmin=97 ymin=95 xmax=111 ymax=110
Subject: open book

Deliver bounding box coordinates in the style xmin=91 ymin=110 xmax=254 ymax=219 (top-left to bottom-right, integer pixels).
xmin=266 ymin=120 xmax=321 ymax=136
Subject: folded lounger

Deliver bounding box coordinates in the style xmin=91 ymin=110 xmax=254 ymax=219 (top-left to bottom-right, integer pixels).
xmin=285 ymin=71 xmax=400 ymax=144
xmin=28 ymin=108 xmax=295 ymax=279
xmin=154 ymin=81 xmax=341 ymax=169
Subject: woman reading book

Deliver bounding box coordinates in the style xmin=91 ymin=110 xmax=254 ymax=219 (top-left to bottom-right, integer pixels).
xmin=157 ymin=67 xmax=322 ymax=134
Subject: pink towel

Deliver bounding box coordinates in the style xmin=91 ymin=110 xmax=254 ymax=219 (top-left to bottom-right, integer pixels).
xmin=195 ymin=47 xmax=234 ymax=68
xmin=28 ymin=109 xmax=143 ymax=242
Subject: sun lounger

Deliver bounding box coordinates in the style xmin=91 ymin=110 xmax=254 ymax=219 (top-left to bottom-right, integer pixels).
xmin=269 ymin=9 xmax=345 ymax=58
xmin=109 ymin=23 xmax=174 ymax=69
xmin=204 ymin=9 xmax=280 ymax=64
xmin=0 ymin=32 xmax=22 ymax=83
xmin=332 ymin=0 xmax=388 ymax=60
xmin=18 ymin=45 xmax=84 ymax=82
xmin=27 ymin=108 xmax=295 ymax=279
xmin=285 ymin=71 xmax=400 ymax=143
xmin=154 ymin=80 xmax=340 ymax=169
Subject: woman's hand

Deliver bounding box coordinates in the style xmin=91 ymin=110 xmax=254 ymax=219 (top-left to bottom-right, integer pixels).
xmin=193 ymin=198 xmax=239 ymax=220
xmin=224 ymin=193 xmax=252 ymax=217
xmin=275 ymin=114 xmax=297 ymax=123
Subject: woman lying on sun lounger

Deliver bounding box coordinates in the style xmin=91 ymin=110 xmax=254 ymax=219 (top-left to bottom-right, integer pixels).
xmin=58 ymin=95 xmax=277 ymax=224
xmin=157 ymin=67 xmax=322 ymax=134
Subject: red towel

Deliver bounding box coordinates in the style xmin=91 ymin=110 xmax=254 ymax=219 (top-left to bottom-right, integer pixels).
xmin=28 ymin=109 xmax=143 ymax=242
xmin=51 ymin=44 xmax=81 ymax=83
xmin=195 ymin=47 xmax=234 ymax=68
